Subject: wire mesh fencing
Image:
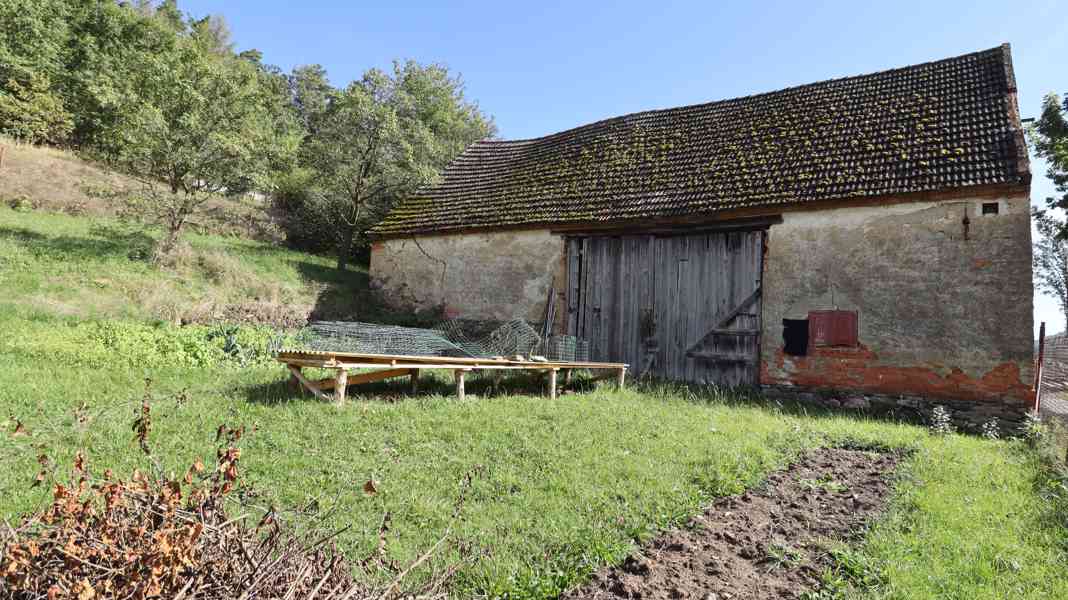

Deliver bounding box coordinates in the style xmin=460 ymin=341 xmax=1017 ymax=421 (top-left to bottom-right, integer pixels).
xmin=1038 ymin=333 xmax=1068 ymax=424
xmin=295 ymin=319 xmax=557 ymax=360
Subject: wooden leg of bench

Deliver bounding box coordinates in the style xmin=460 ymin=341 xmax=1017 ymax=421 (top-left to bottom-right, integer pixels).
xmin=334 ymin=368 xmax=348 ymax=405
xmin=410 ymin=369 xmax=420 ymax=395
xmin=617 ymin=367 xmax=626 ymax=390
xmin=454 ymin=370 xmax=466 ymax=400
xmin=287 ymin=365 xmax=330 ymax=401
xmin=289 ymin=366 xmax=305 ymax=394
xmin=548 ymin=368 xmax=558 ymax=400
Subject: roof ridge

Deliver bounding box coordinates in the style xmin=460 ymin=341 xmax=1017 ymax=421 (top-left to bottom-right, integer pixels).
xmin=484 ymin=45 xmax=1010 ymax=145
xmin=374 ymin=44 xmax=1027 ymax=238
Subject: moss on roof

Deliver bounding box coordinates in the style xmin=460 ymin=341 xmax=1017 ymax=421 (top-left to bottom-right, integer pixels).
xmin=373 ymin=45 xmax=1030 ymax=237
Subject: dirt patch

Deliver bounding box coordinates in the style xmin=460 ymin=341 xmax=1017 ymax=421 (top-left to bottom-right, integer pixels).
xmin=565 ymin=448 xmax=901 ymax=600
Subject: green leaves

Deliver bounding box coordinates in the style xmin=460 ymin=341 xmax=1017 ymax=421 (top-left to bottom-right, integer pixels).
xmin=1029 ymin=93 xmax=1068 ymax=216
xmin=289 ymin=60 xmax=494 ymax=267
xmin=0 ymin=70 xmax=72 ymax=144
xmin=1032 ymin=209 xmax=1068 ymax=331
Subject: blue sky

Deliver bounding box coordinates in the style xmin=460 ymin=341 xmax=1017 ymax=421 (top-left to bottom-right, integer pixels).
xmin=183 ymin=0 xmax=1067 ymax=335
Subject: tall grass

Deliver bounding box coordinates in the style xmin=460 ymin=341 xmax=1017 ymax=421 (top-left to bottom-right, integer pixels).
xmin=1 ymin=206 xmax=1065 ymax=598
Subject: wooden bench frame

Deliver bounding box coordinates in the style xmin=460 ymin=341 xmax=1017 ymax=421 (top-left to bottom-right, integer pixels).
xmin=277 ymin=350 xmax=628 ymax=405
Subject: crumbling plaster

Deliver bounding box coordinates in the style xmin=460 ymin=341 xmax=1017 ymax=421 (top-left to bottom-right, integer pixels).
xmin=369 ymin=230 xmax=565 ymax=322
xmin=760 ymin=193 xmax=1034 ymax=405
xmin=370 ymin=193 xmax=1035 ymax=410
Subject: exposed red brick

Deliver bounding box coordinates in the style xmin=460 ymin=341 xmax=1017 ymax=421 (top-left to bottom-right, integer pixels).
xmin=761 ymin=347 xmax=1031 ymax=403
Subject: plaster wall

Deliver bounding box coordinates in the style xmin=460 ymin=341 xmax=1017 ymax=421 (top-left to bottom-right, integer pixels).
xmin=369 ymin=230 xmax=565 ymax=322
xmin=760 ymin=193 xmax=1034 ymax=409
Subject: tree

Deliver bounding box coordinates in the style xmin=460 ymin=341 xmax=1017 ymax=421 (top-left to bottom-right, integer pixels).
xmin=189 ymin=14 xmax=234 ymax=55
xmin=289 ymin=64 xmax=332 ymax=134
xmin=1033 ymin=210 xmax=1068 ymax=333
xmin=300 ymin=61 xmax=494 ymax=270
xmin=1031 ymin=93 xmax=1068 ymax=219
xmin=0 ymin=68 xmax=72 ymax=143
xmin=0 ymin=0 xmax=71 ymax=143
xmin=103 ymin=38 xmax=299 ymax=261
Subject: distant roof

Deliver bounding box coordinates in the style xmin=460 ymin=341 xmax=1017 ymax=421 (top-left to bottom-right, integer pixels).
xmin=373 ymin=44 xmax=1030 ymax=238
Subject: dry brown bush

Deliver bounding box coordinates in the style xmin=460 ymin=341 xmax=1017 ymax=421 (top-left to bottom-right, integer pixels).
xmin=1 ymin=407 xmax=470 ymax=599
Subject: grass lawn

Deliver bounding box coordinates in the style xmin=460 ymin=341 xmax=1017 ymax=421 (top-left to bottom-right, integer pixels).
xmin=1 ymin=207 xmax=1066 ymax=599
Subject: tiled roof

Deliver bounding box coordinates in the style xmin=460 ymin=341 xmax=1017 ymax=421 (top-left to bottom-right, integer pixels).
xmin=373 ymin=45 xmax=1030 ymax=237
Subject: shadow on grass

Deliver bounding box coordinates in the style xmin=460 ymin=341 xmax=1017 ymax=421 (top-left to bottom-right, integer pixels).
xmin=627 ymin=379 xmax=934 ymax=432
xmin=291 ymin=259 xmax=445 ymax=327
xmin=0 ymin=223 xmax=155 ymax=263
xmin=243 ymin=368 xmax=599 ymax=406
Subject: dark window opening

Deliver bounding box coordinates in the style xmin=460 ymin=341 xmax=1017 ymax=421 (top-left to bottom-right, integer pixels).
xmin=809 ymin=310 xmax=859 ymax=347
xmin=783 ymin=319 xmax=809 ymax=356
xmin=981 ymin=202 xmax=999 ymax=215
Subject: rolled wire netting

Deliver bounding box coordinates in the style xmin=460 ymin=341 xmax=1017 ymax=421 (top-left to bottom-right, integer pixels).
xmin=294 ymin=319 xmax=544 ymax=359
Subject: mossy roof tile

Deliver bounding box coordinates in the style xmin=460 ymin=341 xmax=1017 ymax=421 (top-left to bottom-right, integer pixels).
xmin=373 ymin=45 xmax=1029 ymax=237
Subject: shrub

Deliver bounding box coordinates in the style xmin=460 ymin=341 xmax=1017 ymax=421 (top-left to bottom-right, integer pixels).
xmin=5 ymin=319 xmax=288 ymax=370
xmin=0 ymin=429 xmax=410 ymax=599
xmin=981 ymin=417 xmax=1001 ymax=440
xmin=929 ymin=405 xmax=955 ymax=435
xmin=0 ymin=69 xmax=73 ymax=145
xmin=6 ymin=195 xmax=35 ymax=212
xmin=0 ymin=401 xmax=471 ymax=599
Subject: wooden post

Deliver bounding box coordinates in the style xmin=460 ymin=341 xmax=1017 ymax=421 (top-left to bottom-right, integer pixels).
xmin=1034 ymin=321 xmax=1046 ymax=413
xmin=410 ymin=368 xmax=421 ymax=395
xmin=288 ymin=366 xmax=302 ymax=393
xmin=334 ymin=369 xmax=348 ymax=405
xmin=0 ymin=145 xmax=6 ymax=170
xmin=563 ymin=369 xmax=573 ymax=386
xmin=454 ymin=369 xmax=466 ymax=400
xmin=548 ymin=369 xmax=558 ymax=400
xmin=617 ymin=367 xmax=627 ymax=390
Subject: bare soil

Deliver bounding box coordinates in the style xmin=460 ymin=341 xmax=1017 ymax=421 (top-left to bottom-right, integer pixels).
xmin=565 ymin=448 xmax=901 ymax=600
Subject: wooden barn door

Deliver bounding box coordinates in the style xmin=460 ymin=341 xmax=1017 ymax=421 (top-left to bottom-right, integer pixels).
xmin=567 ymin=230 xmax=764 ymax=385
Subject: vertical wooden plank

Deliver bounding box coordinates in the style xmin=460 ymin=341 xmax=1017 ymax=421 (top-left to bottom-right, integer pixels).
xmin=578 ymin=237 xmax=590 ymax=342
xmin=651 ymin=236 xmax=666 ymax=380
xmin=627 ymin=236 xmax=644 ymax=375
xmin=566 ymin=238 xmax=581 ymax=336
xmin=581 ymin=237 xmax=595 ymax=352
xmin=454 ymin=369 xmax=466 ymax=400
xmin=410 ymin=368 xmax=421 ymax=395
xmin=596 ymin=238 xmax=611 ymax=362
xmin=607 ymin=236 xmax=622 ymax=363
xmin=548 ymin=368 xmax=558 ymax=400
xmin=637 ymin=235 xmax=656 ymax=378
xmin=586 ymin=238 xmax=599 ymax=359
xmin=334 ymin=369 xmax=348 ymax=405
xmin=694 ymin=233 xmax=715 ymax=385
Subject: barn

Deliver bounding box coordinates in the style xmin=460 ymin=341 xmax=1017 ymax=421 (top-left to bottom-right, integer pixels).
xmin=368 ymin=45 xmax=1034 ymax=427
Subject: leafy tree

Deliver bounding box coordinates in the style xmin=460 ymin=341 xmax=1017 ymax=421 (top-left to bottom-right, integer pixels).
xmin=189 ymin=14 xmax=234 ymax=55
xmin=0 ymin=69 xmax=72 ymax=143
xmin=0 ymin=0 xmax=71 ymax=142
xmin=1033 ymin=210 xmax=1068 ymax=333
xmin=103 ymin=38 xmax=299 ymax=261
xmin=298 ymin=61 xmax=494 ymax=270
xmin=0 ymin=0 xmax=68 ymax=78
xmin=289 ymin=64 xmax=333 ymax=134
xmin=61 ymin=0 xmax=183 ymax=149
xmin=1031 ymin=93 xmax=1068 ymax=219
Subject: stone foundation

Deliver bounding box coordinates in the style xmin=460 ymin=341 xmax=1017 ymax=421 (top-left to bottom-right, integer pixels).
xmin=761 ymin=384 xmax=1032 ymax=435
